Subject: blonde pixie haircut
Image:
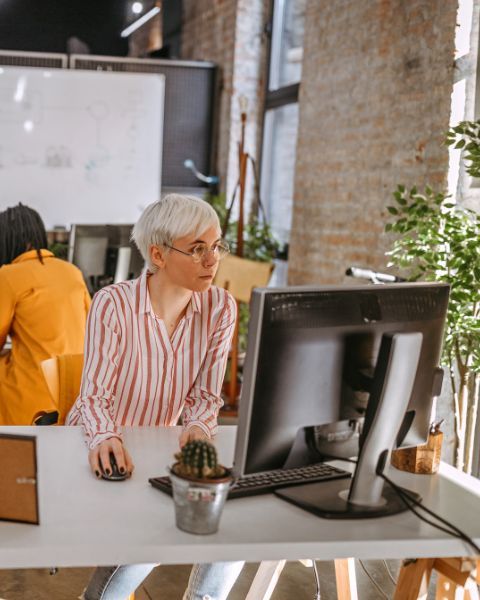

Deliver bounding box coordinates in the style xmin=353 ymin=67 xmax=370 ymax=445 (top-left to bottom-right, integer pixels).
xmin=132 ymin=193 xmax=221 ymax=272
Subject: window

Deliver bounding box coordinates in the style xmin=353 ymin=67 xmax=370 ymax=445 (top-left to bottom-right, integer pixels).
xmin=260 ymin=0 xmax=306 ymax=250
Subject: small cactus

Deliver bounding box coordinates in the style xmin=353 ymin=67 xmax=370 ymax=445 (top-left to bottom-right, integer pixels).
xmin=173 ymin=440 xmax=227 ymax=480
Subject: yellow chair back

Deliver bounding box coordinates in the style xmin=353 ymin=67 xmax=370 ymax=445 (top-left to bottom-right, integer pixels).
xmin=39 ymin=354 xmax=84 ymax=425
xmin=214 ymin=254 xmax=273 ymax=303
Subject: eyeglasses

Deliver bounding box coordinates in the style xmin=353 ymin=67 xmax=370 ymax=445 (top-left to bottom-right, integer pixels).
xmin=164 ymin=240 xmax=230 ymax=263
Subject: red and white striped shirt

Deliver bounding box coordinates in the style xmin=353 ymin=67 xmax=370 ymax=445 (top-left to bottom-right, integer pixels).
xmin=66 ymin=271 xmax=237 ymax=449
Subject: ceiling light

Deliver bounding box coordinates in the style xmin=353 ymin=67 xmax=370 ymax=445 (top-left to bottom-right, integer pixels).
xmin=132 ymin=2 xmax=143 ymax=14
xmin=14 ymin=77 xmax=26 ymax=103
xmin=121 ymin=6 xmax=160 ymax=38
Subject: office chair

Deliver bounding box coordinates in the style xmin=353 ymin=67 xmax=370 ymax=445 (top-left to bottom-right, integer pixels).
xmin=33 ymin=353 xmax=84 ymax=426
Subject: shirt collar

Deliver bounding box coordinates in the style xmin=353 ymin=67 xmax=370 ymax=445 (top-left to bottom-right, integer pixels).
xmin=12 ymin=249 xmax=54 ymax=264
xmin=185 ymin=291 xmax=201 ymax=319
xmin=136 ymin=270 xmax=201 ymax=318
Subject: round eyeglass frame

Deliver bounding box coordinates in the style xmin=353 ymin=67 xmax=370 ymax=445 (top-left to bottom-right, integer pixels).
xmin=164 ymin=240 xmax=230 ymax=263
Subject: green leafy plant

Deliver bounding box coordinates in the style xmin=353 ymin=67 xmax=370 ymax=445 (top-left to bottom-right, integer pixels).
xmin=206 ymin=193 xmax=280 ymax=262
xmin=48 ymin=242 xmax=69 ymax=260
xmin=172 ymin=440 xmax=227 ymax=480
xmin=385 ymin=126 xmax=480 ymax=474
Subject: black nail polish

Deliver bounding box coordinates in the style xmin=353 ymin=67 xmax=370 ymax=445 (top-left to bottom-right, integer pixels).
xmin=106 ymin=469 xmax=111 ymax=476
xmin=119 ymin=467 xmax=125 ymax=474
xmin=95 ymin=470 xmax=100 ymax=478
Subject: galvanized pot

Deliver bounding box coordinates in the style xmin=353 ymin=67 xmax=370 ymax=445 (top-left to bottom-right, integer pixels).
xmin=169 ymin=466 xmax=232 ymax=535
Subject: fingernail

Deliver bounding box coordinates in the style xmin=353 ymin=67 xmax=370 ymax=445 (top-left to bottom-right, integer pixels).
xmin=95 ymin=470 xmax=100 ymax=478
xmin=119 ymin=467 xmax=125 ymax=474
xmin=106 ymin=469 xmax=111 ymax=476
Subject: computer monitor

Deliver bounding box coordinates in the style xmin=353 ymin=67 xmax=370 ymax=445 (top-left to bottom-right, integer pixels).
xmin=233 ymin=283 xmax=449 ymax=518
xmin=68 ymin=224 xmax=145 ymax=293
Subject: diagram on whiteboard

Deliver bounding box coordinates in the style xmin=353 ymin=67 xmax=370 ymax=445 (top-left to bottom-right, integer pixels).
xmin=0 ymin=67 xmax=164 ymax=228
xmin=45 ymin=146 xmax=72 ymax=168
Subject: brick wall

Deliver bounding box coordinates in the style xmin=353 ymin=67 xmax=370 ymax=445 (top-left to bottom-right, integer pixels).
xmin=181 ymin=0 xmax=238 ymax=196
xmin=288 ymin=0 xmax=458 ymax=285
xmin=181 ymin=0 xmax=268 ymax=214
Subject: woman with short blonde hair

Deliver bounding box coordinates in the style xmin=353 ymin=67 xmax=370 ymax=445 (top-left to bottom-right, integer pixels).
xmin=68 ymin=194 xmax=244 ymax=600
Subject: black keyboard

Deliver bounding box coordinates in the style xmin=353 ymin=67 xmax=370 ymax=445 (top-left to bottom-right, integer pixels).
xmin=149 ymin=463 xmax=351 ymax=500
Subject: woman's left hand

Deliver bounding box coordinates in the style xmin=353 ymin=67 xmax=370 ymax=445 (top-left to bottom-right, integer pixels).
xmin=179 ymin=425 xmax=210 ymax=448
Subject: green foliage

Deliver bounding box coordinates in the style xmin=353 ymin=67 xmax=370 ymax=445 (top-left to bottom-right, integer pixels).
xmin=173 ymin=440 xmax=226 ymax=479
xmin=445 ymin=120 xmax=480 ymax=179
xmin=48 ymin=242 xmax=69 ymax=260
xmin=205 ymin=193 xmax=280 ymax=263
xmin=385 ymin=184 xmax=480 ymax=375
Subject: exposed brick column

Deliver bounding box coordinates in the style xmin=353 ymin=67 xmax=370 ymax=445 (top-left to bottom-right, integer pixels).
xmin=181 ymin=0 xmax=268 ymax=217
xmin=181 ymin=0 xmax=238 ymax=196
xmin=288 ymin=0 xmax=458 ymax=285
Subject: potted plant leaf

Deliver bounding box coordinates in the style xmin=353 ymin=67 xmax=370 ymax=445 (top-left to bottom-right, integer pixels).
xmin=384 ymin=121 xmax=480 ymax=474
xmin=169 ymin=440 xmax=232 ymax=534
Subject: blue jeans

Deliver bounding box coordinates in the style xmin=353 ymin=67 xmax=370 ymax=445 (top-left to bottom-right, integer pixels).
xmin=83 ymin=561 xmax=245 ymax=600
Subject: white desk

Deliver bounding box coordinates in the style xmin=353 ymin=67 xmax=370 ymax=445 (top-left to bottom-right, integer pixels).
xmin=1 ymin=425 xmax=480 ymax=570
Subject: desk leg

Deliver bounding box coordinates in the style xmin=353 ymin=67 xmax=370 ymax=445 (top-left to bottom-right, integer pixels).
xmin=334 ymin=558 xmax=358 ymax=600
xmin=394 ymin=558 xmax=435 ymax=600
xmin=245 ymin=560 xmax=286 ymax=600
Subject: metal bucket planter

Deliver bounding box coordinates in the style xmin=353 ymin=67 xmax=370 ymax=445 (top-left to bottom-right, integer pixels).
xmin=169 ymin=466 xmax=232 ymax=535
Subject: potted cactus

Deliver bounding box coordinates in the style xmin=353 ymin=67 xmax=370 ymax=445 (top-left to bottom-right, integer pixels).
xmin=169 ymin=440 xmax=232 ymax=534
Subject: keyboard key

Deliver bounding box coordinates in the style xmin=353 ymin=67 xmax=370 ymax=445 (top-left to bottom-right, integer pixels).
xmin=149 ymin=463 xmax=351 ymax=500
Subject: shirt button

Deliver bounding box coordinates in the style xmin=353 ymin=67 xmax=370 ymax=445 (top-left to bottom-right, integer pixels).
xmin=202 ymin=596 xmax=212 ymax=600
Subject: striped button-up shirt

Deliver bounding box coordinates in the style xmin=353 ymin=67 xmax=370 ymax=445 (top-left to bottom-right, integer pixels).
xmin=66 ymin=271 xmax=237 ymax=449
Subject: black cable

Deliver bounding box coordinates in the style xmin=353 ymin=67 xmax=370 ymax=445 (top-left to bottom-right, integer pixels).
xmin=378 ymin=472 xmax=480 ymax=555
xmin=382 ymin=479 xmax=471 ymax=541
xmin=320 ymin=454 xmax=480 ymax=556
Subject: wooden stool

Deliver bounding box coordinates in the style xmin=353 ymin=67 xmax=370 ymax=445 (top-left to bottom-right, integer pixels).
xmin=394 ymin=557 xmax=480 ymax=599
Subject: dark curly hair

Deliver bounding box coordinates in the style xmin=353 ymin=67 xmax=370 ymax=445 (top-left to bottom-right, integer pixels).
xmin=0 ymin=204 xmax=48 ymax=268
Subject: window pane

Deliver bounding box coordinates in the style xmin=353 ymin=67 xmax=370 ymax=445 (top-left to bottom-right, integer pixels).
xmin=260 ymin=103 xmax=299 ymax=245
xmin=269 ymin=0 xmax=307 ymax=90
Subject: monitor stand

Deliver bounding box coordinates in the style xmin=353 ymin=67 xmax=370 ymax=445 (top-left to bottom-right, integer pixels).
xmin=276 ymin=332 xmax=424 ymax=519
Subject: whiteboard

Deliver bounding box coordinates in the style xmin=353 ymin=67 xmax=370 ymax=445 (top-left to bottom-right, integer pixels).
xmin=0 ymin=67 xmax=164 ymax=229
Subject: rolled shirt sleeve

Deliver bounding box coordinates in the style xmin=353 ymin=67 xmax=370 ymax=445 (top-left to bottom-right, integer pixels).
xmin=76 ymin=290 xmax=122 ymax=449
xmin=182 ymin=292 xmax=237 ymax=437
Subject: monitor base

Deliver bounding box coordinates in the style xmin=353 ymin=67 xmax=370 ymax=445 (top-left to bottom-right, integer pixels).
xmin=275 ymin=478 xmax=420 ymax=519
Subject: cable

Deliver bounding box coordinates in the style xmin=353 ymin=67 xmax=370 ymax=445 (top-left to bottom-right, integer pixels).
xmin=378 ymin=472 xmax=480 ymax=555
xmin=320 ymin=454 xmax=480 ymax=556
xmin=382 ymin=559 xmax=397 ymax=586
xmin=311 ymin=560 xmax=321 ymax=600
xmin=358 ymin=559 xmax=390 ymax=599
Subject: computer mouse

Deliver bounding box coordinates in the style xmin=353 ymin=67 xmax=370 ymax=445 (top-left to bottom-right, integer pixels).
xmin=100 ymin=452 xmax=128 ymax=481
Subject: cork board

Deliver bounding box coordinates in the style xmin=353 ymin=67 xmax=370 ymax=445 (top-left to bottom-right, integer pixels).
xmin=0 ymin=434 xmax=39 ymax=524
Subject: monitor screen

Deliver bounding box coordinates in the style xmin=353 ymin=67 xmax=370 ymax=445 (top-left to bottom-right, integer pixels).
xmin=68 ymin=224 xmax=145 ymax=293
xmin=233 ymin=283 xmax=449 ymax=480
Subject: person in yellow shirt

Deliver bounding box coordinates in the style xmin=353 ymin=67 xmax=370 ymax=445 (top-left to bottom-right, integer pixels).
xmin=0 ymin=204 xmax=91 ymax=425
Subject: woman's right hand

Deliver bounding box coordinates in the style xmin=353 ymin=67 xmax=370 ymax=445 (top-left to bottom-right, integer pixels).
xmin=88 ymin=437 xmax=134 ymax=479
